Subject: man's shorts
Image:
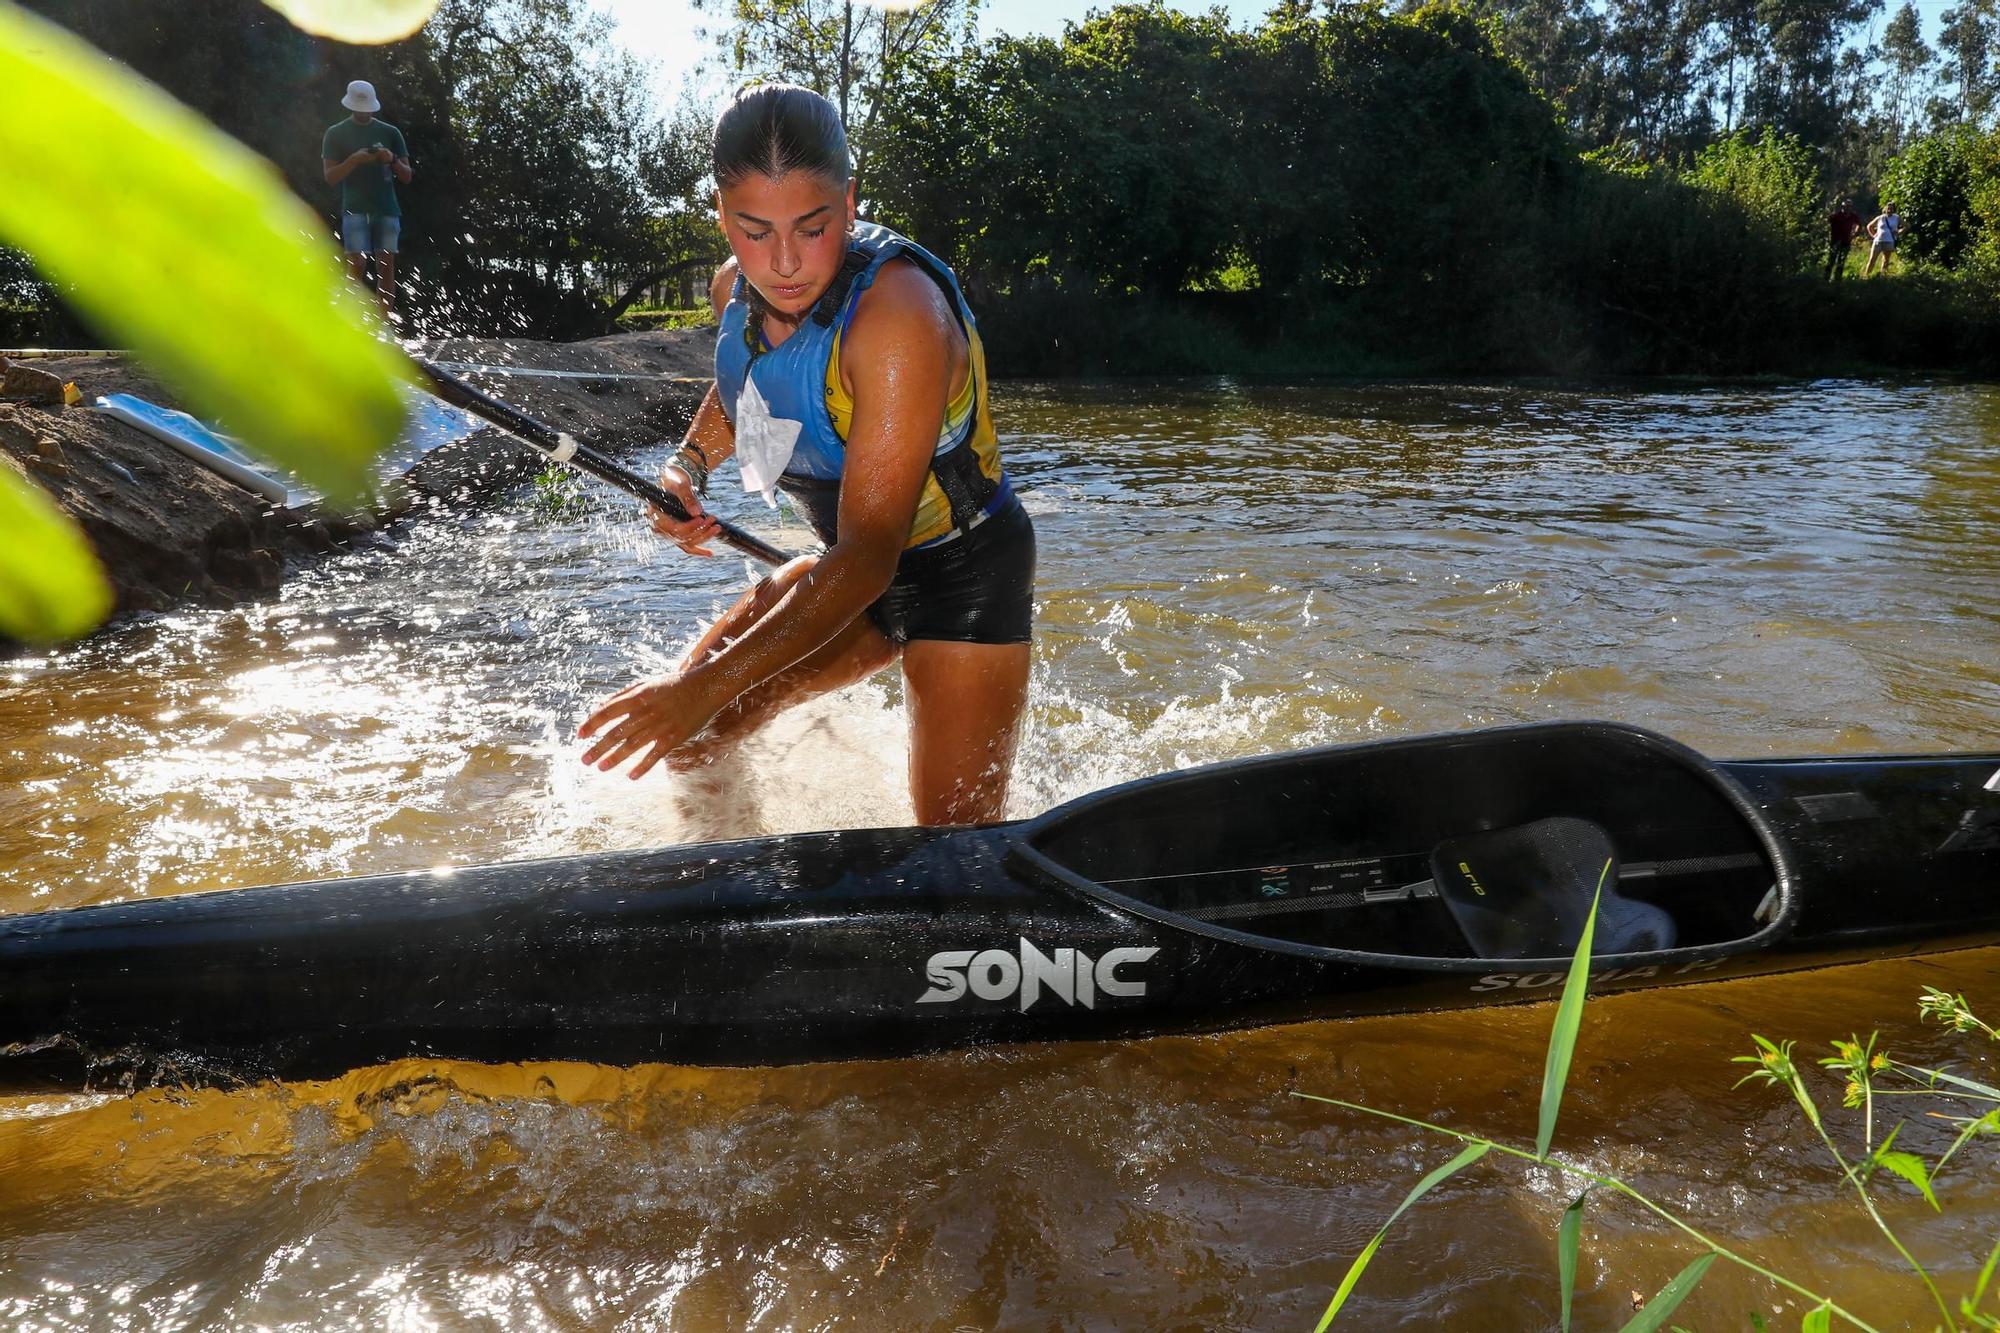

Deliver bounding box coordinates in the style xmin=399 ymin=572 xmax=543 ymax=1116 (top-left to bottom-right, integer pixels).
xmin=340 ymin=212 xmax=400 ymax=255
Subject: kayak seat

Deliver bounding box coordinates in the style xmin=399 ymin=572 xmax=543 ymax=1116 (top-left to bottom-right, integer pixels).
xmin=1428 ymin=816 xmax=1677 ymax=960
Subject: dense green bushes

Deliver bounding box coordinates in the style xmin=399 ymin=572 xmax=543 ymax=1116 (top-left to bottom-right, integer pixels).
xmin=1684 ymin=129 xmax=1823 ymax=261
xmin=1881 ymin=126 xmax=1988 ymax=268
xmin=862 ymin=3 xmax=1994 ymax=377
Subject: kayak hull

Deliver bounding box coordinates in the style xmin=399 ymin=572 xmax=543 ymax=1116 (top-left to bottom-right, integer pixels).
xmin=4 ymin=726 xmax=1999 ymax=1089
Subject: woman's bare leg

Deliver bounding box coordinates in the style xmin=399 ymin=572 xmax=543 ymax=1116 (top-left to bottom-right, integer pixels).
xmin=902 ymin=640 xmax=1032 ymax=825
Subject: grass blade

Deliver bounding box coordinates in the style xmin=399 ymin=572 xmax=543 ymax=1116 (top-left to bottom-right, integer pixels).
xmin=1800 ymin=1303 xmax=1832 ymax=1332
xmin=1538 ymin=864 xmax=1609 ymax=1158
xmin=0 ymin=2 xmax=411 ymax=507
xmin=1314 ymin=1142 xmax=1490 ymax=1331
xmin=0 ymin=468 xmax=113 ymax=641
xmin=1966 ymin=1237 xmax=2000 ymax=1322
xmin=1559 ymin=1188 xmax=1589 ymax=1332
xmin=1899 ymin=1062 xmax=2000 ymax=1100
xmin=1617 ymin=1252 xmax=1716 ymax=1333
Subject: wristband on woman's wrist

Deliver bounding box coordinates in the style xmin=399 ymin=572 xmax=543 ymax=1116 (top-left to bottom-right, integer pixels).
xmin=673 ymin=443 xmax=711 ymax=495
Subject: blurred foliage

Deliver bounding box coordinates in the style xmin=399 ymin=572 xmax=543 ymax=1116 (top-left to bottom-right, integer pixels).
xmin=17 ymin=0 xmax=719 ymax=340
xmin=264 ymin=0 xmax=437 ymax=41
xmin=0 ymin=2 xmax=410 ymax=500
xmin=0 ymin=0 xmax=418 ymax=641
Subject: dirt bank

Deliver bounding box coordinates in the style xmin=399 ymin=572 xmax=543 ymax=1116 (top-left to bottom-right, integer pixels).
xmin=1 ymin=330 xmax=711 ymax=630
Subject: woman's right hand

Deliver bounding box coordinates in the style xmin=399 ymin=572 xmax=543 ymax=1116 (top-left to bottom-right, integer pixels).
xmin=649 ymin=464 xmax=723 ymax=557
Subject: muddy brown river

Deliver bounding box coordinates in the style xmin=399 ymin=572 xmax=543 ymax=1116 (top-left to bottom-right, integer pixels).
xmin=3 ymin=378 xmax=1999 ymax=1328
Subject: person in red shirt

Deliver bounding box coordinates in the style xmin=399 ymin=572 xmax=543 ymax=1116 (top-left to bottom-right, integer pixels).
xmin=1825 ymin=200 xmax=1863 ymax=281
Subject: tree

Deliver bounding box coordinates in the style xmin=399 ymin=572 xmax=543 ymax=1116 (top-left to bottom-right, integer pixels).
xmin=1433 ymin=0 xmax=1610 ymax=133
xmin=694 ymin=0 xmax=979 ymax=177
xmin=1934 ymin=0 xmax=1997 ymax=125
xmin=872 ymin=3 xmax=1252 ymax=297
xmin=1880 ymin=0 xmax=1936 ymax=146
xmin=603 ymin=94 xmax=731 ymax=324
xmin=1594 ymin=0 xmax=1714 ymax=156
xmin=1743 ymin=0 xmax=1884 ymax=148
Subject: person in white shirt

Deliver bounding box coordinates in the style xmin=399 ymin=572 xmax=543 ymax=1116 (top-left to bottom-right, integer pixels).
xmin=1865 ymin=204 xmax=1901 ymax=276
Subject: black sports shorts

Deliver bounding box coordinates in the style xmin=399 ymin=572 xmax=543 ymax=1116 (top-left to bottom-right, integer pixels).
xmin=868 ymin=497 xmax=1036 ymax=646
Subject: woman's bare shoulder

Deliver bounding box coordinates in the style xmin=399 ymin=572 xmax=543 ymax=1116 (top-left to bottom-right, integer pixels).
xmin=846 ymin=257 xmax=957 ymax=355
xmin=709 ymin=259 xmax=740 ymax=318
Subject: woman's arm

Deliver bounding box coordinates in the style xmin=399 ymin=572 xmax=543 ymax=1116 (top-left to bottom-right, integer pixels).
xmin=649 ymin=261 xmax=745 ymax=556
xmin=579 ymin=261 xmax=959 ymax=771
xmin=678 ymin=260 xmax=953 ymax=707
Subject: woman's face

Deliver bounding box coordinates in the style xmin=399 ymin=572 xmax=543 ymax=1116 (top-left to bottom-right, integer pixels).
xmin=716 ymin=170 xmax=856 ymax=320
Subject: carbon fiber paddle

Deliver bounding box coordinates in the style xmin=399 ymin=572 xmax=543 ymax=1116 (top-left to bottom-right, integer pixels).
xmin=415 ymin=359 xmax=791 ymax=567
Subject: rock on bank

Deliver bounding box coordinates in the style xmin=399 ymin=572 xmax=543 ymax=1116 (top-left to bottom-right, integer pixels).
xmin=0 ymin=330 xmax=711 ymax=631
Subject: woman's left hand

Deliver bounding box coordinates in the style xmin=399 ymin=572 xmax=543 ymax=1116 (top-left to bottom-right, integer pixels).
xmin=578 ymin=673 xmax=723 ymax=779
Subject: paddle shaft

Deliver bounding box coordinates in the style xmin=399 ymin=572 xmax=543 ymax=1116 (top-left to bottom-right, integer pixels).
xmin=414 ymin=360 xmax=790 ymax=567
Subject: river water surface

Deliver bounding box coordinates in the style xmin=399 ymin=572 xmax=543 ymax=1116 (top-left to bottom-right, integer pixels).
xmin=4 ymin=378 xmax=2000 ymax=1328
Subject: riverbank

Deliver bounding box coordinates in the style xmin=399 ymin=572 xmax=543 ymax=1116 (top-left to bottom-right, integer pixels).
xmin=967 ymin=272 xmax=2000 ymax=379
xmin=1 ymin=331 xmax=709 ymax=631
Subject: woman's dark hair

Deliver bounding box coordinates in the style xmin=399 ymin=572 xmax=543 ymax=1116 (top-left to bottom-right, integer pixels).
xmin=712 ymin=83 xmax=850 ymax=189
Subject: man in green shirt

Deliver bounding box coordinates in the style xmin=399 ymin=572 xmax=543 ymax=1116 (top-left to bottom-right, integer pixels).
xmin=321 ymin=80 xmax=413 ymax=319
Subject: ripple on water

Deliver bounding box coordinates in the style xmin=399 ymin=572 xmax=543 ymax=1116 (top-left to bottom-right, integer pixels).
xmin=4 ymin=380 xmax=2000 ymax=1325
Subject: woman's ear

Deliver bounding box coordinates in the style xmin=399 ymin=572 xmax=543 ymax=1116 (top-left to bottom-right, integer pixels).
xmin=845 ymin=178 xmax=859 ymax=232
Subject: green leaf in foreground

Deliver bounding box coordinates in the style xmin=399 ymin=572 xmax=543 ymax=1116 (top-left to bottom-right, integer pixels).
xmin=0 ymin=1 xmax=410 ymax=506
xmin=1617 ymin=1252 xmax=1716 ymax=1333
xmin=1558 ymin=1188 xmax=1589 ymax=1332
xmin=0 ymin=466 xmax=113 ymax=640
xmin=1800 ymin=1303 xmax=1831 ymax=1332
xmin=1552 ymin=1184 xmax=1584 ymax=1320
xmin=1314 ymin=1142 xmax=1490 ymax=1332
xmin=1538 ymin=866 xmax=1608 ymax=1158
xmin=259 ymin=0 xmax=440 ymax=42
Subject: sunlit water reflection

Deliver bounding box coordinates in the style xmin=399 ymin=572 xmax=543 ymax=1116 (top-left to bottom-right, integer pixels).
xmin=3 ymin=378 xmax=1999 ymax=1326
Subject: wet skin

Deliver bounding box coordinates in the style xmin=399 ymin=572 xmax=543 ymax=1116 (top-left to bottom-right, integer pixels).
xmin=577 ymin=170 xmax=1030 ymax=825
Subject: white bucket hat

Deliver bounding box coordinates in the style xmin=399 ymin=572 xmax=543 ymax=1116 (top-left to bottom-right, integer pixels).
xmin=341 ymin=80 xmax=381 ymax=114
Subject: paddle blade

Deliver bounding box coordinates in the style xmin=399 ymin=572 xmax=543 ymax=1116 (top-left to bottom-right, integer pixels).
xmin=1616 ymin=1251 xmax=1715 ymax=1332
xmin=1314 ymin=1142 xmax=1490 ymax=1331
xmin=1537 ymin=864 xmax=1608 ymax=1158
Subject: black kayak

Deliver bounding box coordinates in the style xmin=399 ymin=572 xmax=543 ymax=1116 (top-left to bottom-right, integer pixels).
xmin=5 ymin=721 xmax=1999 ymax=1090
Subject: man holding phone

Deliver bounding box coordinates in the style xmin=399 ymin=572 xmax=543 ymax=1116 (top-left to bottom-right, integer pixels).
xmin=322 ymin=80 xmax=413 ymax=319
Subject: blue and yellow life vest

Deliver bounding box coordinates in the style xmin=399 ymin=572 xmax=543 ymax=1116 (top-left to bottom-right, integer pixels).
xmin=714 ymin=222 xmax=1010 ymax=550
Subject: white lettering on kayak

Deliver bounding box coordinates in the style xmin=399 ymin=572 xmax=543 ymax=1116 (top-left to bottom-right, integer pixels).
xmin=1471 ymin=960 xmax=1722 ymax=992
xmin=918 ymin=939 xmax=1160 ymax=1010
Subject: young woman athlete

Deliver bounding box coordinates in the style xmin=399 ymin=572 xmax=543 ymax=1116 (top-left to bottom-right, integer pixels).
xmin=577 ymin=85 xmax=1035 ymax=826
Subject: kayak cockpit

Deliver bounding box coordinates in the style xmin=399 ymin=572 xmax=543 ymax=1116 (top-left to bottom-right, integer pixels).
xmin=1009 ymin=721 xmax=1799 ymax=968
